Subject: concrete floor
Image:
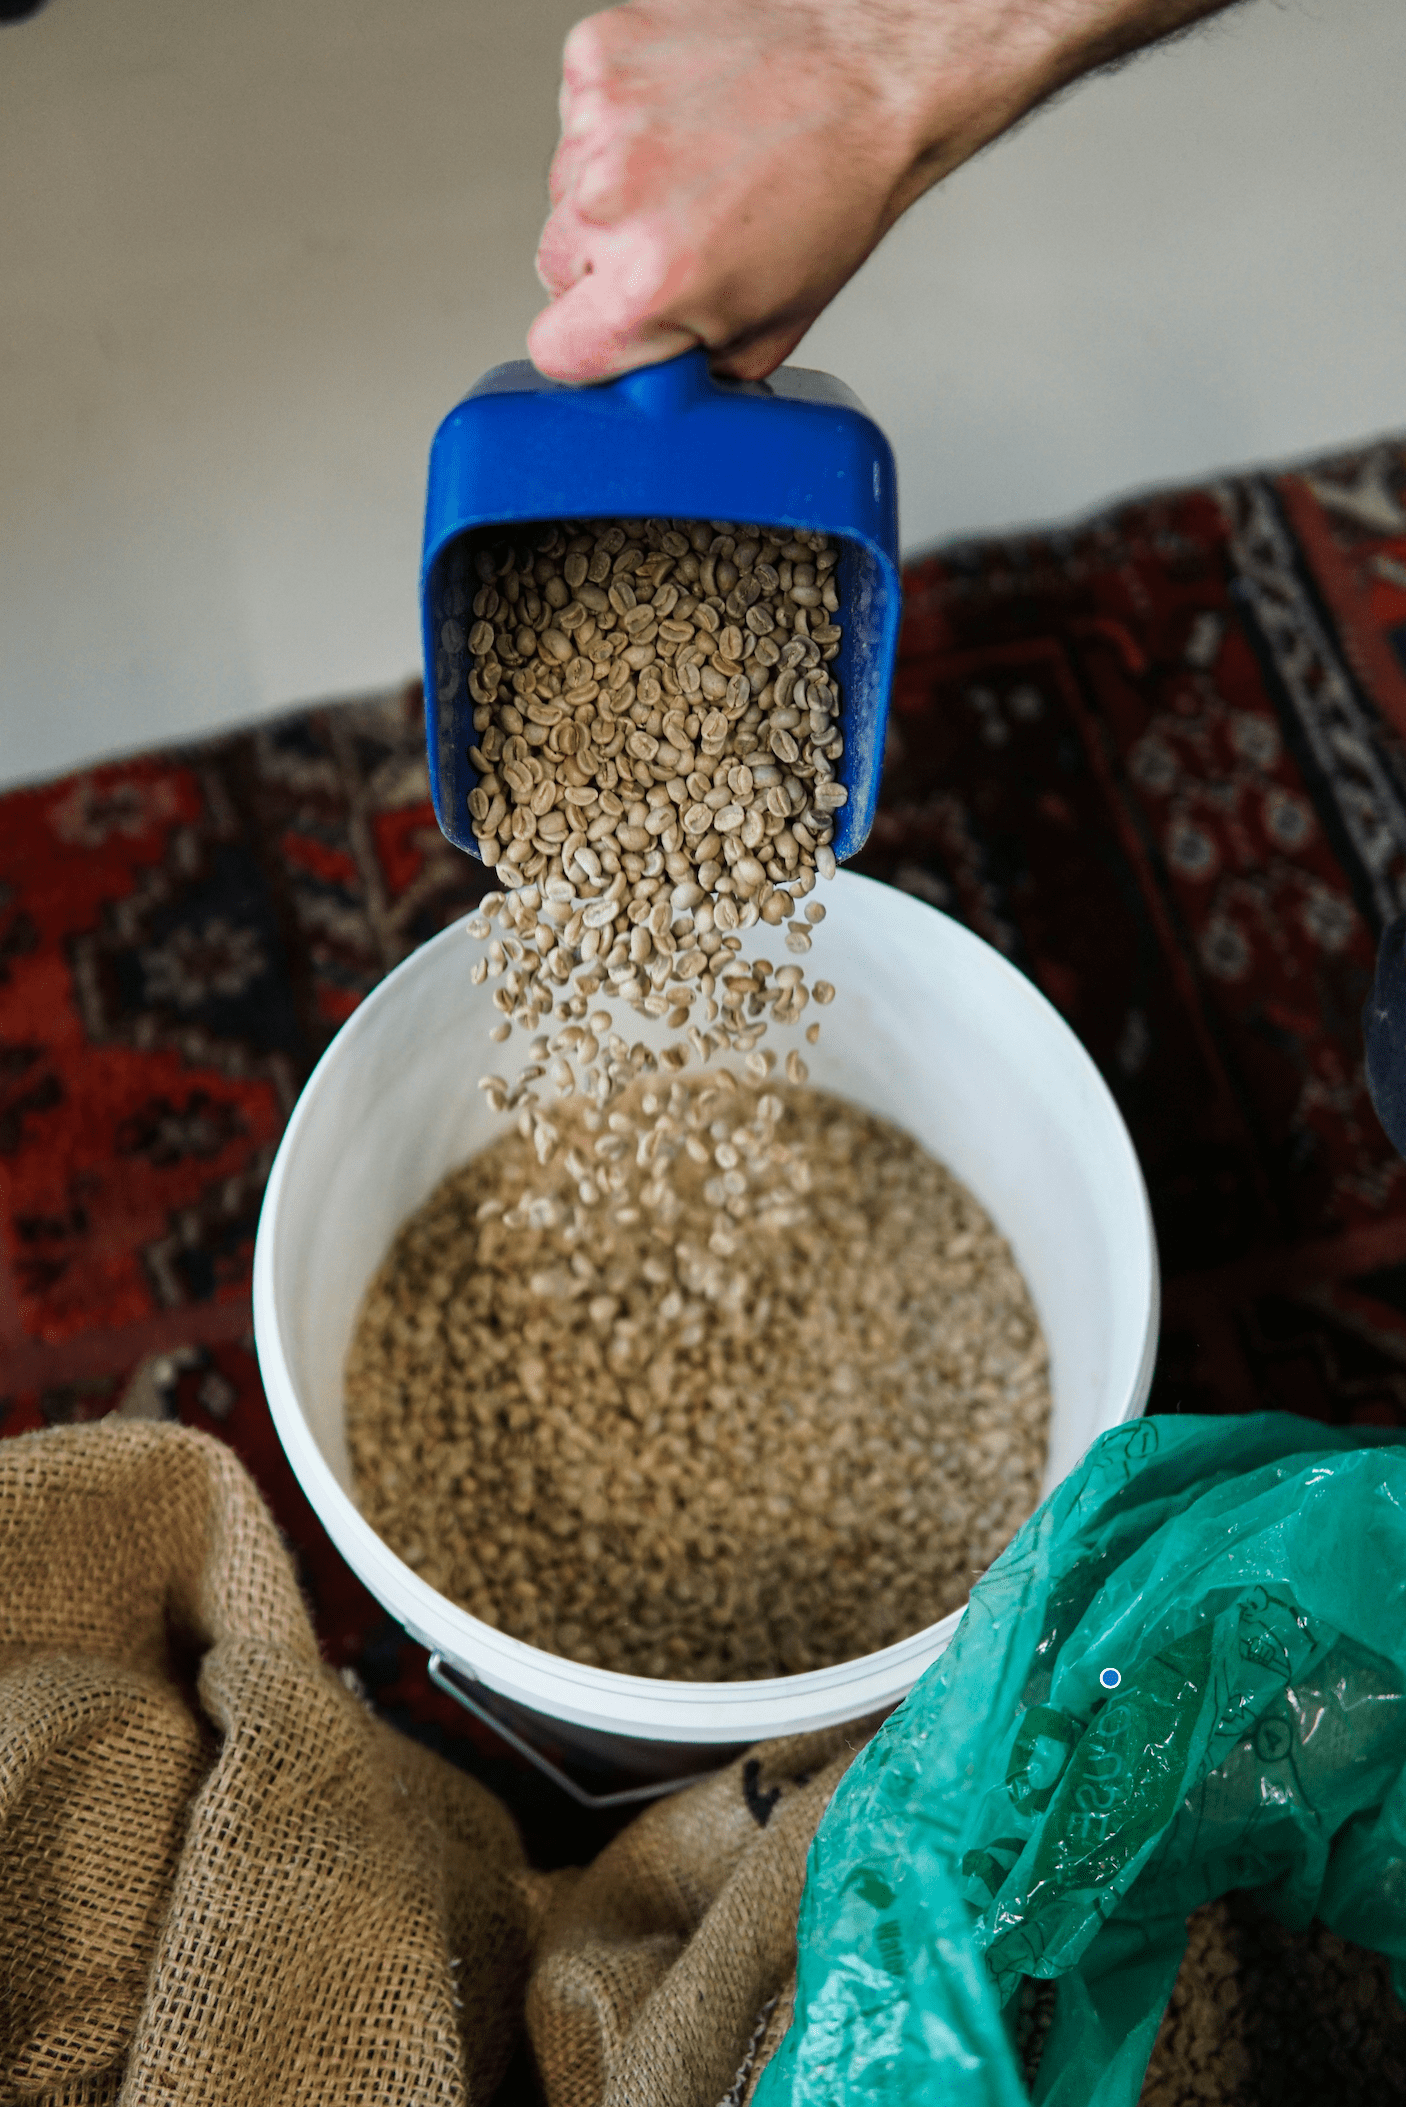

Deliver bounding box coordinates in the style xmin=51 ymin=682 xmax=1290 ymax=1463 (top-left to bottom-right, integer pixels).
xmin=2 ymin=0 xmax=1403 ymax=788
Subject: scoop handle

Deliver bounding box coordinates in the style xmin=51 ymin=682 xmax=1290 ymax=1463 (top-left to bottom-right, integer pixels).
xmin=612 ymin=343 xmax=716 ymax=413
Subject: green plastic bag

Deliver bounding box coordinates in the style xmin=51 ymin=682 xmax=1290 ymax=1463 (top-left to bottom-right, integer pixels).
xmin=754 ymin=1414 xmax=1406 ymax=2107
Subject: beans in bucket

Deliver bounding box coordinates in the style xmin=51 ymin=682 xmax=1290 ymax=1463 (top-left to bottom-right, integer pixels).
xmin=253 ymin=353 xmax=1158 ymax=1806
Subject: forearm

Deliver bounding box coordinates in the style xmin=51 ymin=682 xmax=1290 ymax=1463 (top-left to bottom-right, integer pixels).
xmin=782 ymin=0 xmax=1241 ymax=227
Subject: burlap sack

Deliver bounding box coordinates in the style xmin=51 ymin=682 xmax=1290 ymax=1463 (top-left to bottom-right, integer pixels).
xmin=527 ymin=1722 xmax=879 ymax=2107
xmin=0 ymin=1422 xmax=543 ymax=2107
xmin=0 ymin=1422 xmax=873 ymax=2107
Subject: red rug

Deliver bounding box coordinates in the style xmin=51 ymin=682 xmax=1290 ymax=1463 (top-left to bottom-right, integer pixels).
xmin=5 ymin=436 xmax=1406 ymax=1825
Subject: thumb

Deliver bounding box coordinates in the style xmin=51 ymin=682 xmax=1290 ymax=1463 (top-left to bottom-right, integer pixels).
xmin=528 ymin=290 xmax=701 ymax=384
xmin=527 ymin=233 xmax=702 ymax=383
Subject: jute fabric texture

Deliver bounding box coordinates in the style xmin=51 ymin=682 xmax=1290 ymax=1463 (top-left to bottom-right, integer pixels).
xmin=0 ymin=1422 xmax=867 ymax=2107
xmin=527 ymin=1728 xmax=870 ymax=2107
xmin=0 ymin=1423 xmax=541 ymax=2107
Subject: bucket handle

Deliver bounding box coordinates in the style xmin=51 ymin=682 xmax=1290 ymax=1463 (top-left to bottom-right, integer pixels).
xmin=427 ymin=1653 xmax=729 ymax=1809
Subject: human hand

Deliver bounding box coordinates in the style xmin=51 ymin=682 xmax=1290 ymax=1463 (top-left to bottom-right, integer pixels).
xmin=528 ymin=0 xmax=1235 ymax=386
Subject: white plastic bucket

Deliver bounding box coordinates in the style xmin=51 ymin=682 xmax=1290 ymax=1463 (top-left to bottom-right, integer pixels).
xmin=253 ymin=873 xmax=1158 ymax=1788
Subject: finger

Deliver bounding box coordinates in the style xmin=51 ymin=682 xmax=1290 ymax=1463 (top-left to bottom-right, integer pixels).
xmin=548 ymin=8 xmax=622 ymax=209
xmin=547 ymin=59 xmax=613 ymax=204
xmin=527 ymin=269 xmax=700 ymax=386
xmin=546 ymin=104 xmax=646 ymax=231
xmin=531 ymin=201 xmax=821 ymax=385
xmin=536 ymin=196 xmax=682 ymax=345
xmin=535 ymin=201 xmax=593 ymax=298
xmin=711 ymin=316 xmax=816 ymax=382
xmin=546 ymin=132 xmax=582 ymax=210
xmin=559 ymin=10 xmax=616 ymax=94
xmin=538 ymin=115 xmax=657 ymax=297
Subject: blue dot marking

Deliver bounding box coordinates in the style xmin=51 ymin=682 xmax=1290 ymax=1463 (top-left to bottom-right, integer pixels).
xmin=1099 ymin=1667 xmax=1122 ymax=1691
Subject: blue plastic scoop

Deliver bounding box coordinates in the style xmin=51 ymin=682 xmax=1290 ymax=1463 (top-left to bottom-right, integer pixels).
xmin=420 ymin=347 xmax=900 ymax=863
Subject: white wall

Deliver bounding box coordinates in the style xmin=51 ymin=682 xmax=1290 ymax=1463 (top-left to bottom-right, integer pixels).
xmin=2 ymin=0 xmax=1403 ymax=790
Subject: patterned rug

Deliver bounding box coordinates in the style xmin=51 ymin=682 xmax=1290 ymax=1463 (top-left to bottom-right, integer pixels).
xmin=4 ymin=434 xmax=1406 ymax=1844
